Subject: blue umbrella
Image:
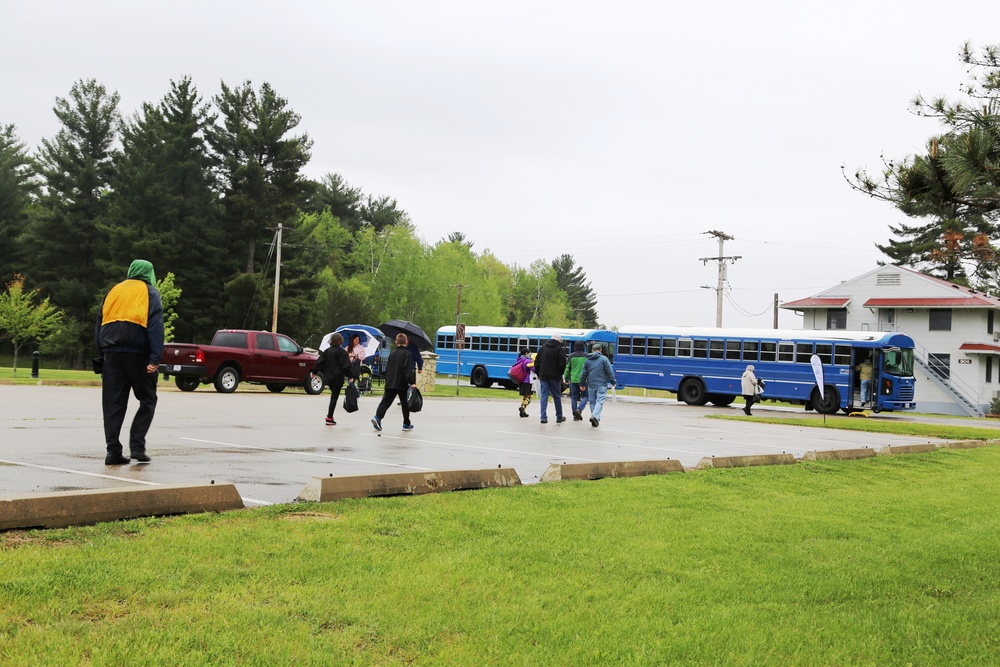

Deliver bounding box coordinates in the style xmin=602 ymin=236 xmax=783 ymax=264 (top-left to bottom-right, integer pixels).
xmin=320 ymin=324 xmax=386 ymax=353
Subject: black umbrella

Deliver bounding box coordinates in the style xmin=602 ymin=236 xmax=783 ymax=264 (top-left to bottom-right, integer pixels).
xmin=379 ymin=319 xmax=433 ymax=351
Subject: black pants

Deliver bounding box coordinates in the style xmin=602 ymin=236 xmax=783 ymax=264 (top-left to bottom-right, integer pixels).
xmin=375 ymin=388 xmax=411 ymax=426
xmin=326 ymin=378 xmax=345 ymax=419
xmin=743 ymin=393 xmax=756 ymax=414
xmin=102 ymin=351 xmax=158 ymax=455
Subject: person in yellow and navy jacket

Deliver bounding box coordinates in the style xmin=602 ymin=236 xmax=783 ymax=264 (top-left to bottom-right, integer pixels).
xmin=95 ymin=259 xmax=164 ymax=465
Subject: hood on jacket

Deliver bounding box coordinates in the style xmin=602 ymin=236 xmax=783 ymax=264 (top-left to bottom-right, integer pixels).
xmin=127 ymin=259 xmax=156 ymax=285
xmin=586 ymin=351 xmax=604 ymax=359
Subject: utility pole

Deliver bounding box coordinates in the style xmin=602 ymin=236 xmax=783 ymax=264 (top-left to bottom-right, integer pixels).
xmin=455 ymin=284 xmax=465 ymax=396
xmin=271 ymin=223 xmax=283 ymax=333
xmin=700 ymin=230 xmax=741 ymax=327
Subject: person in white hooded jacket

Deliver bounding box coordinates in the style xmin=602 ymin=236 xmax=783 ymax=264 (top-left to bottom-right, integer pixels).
xmin=741 ymin=365 xmax=759 ymax=416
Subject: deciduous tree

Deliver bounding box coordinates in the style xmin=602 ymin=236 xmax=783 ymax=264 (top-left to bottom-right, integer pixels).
xmin=0 ymin=274 xmax=63 ymax=375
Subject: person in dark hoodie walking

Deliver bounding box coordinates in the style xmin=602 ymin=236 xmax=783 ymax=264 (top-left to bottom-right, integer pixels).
xmin=564 ymin=340 xmax=589 ymax=421
xmin=371 ymin=333 xmax=417 ymax=432
xmin=310 ymin=332 xmax=356 ymax=425
xmin=581 ymin=344 xmax=616 ymax=427
xmin=95 ymin=259 xmax=164 ymax=465
xmin=533 ymin=333 xmax=568 ymax=424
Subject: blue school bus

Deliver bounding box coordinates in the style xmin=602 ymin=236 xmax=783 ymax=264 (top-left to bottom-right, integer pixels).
xmin=435 ymin=326 xmax=617 ymax=388
xmin=613 ymin=326 xmax=916 ymax=414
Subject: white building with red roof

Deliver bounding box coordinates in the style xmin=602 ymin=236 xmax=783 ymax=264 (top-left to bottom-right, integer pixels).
xmin=781 ymin=266 xmax=1000 ymax=416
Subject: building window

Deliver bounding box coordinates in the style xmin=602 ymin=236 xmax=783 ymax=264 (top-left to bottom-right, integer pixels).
xmin=988 ymin=357 xmax=993 ymax=384
xmin=990 ymin=310 xmax=995 ymax=336
xmin=826 ymin=308 xmax=847 ymax=330
xmin=929 ymin=310 xmax=952 ymax=332
xmin=928 ymin=353 xmax=950 ymax=380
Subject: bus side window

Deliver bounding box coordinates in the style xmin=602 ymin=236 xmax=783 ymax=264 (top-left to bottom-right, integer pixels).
xmin=815 ymin=343 xmax=833 ymax=365
xmin=647 ymin=338 xmax=661 ymax=357
xmin=693 ymin=339 xmax=708 ymax=359
xmin=619 ymin=337 xmax=632 ymax=355
xmin=777 ymin=342 xmax=794 ymax=362
xmin=760 ymin=342 xmax=776 ymax=362
xmin=662 ymin=338 xmax=675 ymax=357
xmin=834 ymin=345 xmax=851 ymax=365
xmin=677 ymin=339 xmax=692 ymax=357
xmin=795 ymin=343 xmax=813 ymax=364
xmin=725 ymin=340 xmax=741 ymax=360
xmin=709 ymin=340 xmax=724 ymax=359
xmin=742 ymin=341 xmax=759 ymax=362
xmin=632 ymin=338 xmax=646 ymax=356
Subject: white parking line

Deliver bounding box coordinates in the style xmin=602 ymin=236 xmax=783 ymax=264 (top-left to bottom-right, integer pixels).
xmin=179 ymin=437 xmax=435 ymax=471
xmin=0 ymin=458 xmax=160 ymax=485
xmin=0 ymin=456 xmax=274 ymax=506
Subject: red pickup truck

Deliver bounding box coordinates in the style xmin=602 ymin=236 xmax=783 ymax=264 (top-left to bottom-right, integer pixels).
xmin=160 ymin=329 xmax=323 ymax=394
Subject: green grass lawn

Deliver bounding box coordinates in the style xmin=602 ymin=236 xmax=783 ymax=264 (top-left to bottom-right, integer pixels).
xmin=3 ymin=447 xmax=1000 ymax=665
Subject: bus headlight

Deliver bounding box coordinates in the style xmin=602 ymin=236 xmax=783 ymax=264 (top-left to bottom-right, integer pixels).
xmin=881 ymin=378 xmax=893 ymax=395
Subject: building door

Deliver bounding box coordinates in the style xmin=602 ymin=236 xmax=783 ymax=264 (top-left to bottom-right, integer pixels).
xmin=878 ymin=308 xmax=896 ymax=331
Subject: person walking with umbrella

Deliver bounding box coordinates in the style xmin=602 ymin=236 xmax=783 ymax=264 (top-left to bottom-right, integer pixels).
xmin=371 ymin=333 xmax=417 ymax=432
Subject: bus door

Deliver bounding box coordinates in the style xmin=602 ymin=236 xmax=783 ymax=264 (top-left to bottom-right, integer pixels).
xmin=853 ymin=349 xmax=875 ymax=409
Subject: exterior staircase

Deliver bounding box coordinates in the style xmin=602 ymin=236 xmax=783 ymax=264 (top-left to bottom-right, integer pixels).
xmin=911 ymin=345 xmax=983 ymax=417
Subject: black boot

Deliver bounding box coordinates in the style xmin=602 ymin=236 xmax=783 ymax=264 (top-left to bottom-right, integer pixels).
xmin=519 ymin=407 xmax=528 ymax=418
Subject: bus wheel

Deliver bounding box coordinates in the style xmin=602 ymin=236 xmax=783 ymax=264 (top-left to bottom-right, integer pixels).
xmin=810 ymin=385 xmax=840 ymax=415
xmin=679 ymin=379 xmax=708 ymax=406
xmin=471 ymin=366 xmax=493 ymax=388
xmin=708 ymin=394 xmax=734 ymax=407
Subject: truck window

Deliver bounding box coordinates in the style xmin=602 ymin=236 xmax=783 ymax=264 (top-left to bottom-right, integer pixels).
xmin=213 ymin=332 xmax=248 ymax=348
xmin=255 ymin=333 xmax=276 ymax=351
xmin=276 ymin=335 xmax=299 ymax=353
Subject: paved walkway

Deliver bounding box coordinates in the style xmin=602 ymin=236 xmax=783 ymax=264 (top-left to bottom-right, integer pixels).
xmin=1 ymin=385 xmax=988 ymax=506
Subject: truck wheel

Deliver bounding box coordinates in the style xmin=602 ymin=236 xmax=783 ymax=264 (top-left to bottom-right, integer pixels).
xmin=175 ymin=376 xmax=200 ymax=392
xmin=214 ymin=366 xmax=240 ymax=393
xmin=304 ymin=373 xmax=324 ymax=395
xmin=471 ymin=365 xmax=493 ymax=388
xmin=266 ymin=383 xmax=286 ymax=393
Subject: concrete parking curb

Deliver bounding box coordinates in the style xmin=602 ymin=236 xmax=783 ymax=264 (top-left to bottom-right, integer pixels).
xmin=801 ymin=448 xmax=877 ymax=461
xmin=296 ymin=468 xmax=522 ymax=502
xmin=877 ymin=444 xmax=938 ymax=456
xmin=937 ymin=440 xmax=995 ymax=449
xmin=0 ymin=482 xmax=244 ymax=531
xmin=540 ymin=459 xmax=684 ymax=482
xmin=695 ymin=453 xmax=796 ymax=469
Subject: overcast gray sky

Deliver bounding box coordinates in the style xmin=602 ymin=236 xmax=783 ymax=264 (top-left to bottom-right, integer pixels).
xmin=3 ymin=1 xmax=999 ymax=329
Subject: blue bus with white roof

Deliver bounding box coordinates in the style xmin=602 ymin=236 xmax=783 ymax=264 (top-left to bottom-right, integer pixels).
xmin=613 ymin=326 xmax=916 ymax=414
xmin=435 ymin=326 xmax=617 ymax=388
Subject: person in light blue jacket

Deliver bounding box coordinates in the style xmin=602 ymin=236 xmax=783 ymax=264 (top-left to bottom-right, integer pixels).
xmin=580 ymin=344 xmax=615 ymax=427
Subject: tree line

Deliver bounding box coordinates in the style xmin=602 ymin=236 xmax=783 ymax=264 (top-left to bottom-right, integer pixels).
xmin=0 ymin=77 xmax=600 ymax=367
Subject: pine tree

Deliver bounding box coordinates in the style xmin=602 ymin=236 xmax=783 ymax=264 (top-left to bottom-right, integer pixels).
xmin=551 ymin=254 xmax=599 ymax=327
xmin=209 ymin=81 xmax=313 ymax=275
xmin=0 ymin=124 xmax=37 ymax=282
xmin=23 ymin=79 xmax=120 ymax=363
xmin=848 ymin=42 xmax=1000 ymax=286
xmin=105 ymin=77 xmax=224 ymax=341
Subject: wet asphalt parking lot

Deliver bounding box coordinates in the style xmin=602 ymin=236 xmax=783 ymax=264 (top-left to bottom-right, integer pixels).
xmin=2 ymin=384 xmax=990 ymax=506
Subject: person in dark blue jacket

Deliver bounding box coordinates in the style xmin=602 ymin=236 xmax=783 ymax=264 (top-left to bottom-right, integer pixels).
xmin=95 ymin=259 xmax=164 ymax=465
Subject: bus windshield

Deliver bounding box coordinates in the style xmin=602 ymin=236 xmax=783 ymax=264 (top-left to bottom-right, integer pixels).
xmin=882 ymin=347 xmax=914 ymax=376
